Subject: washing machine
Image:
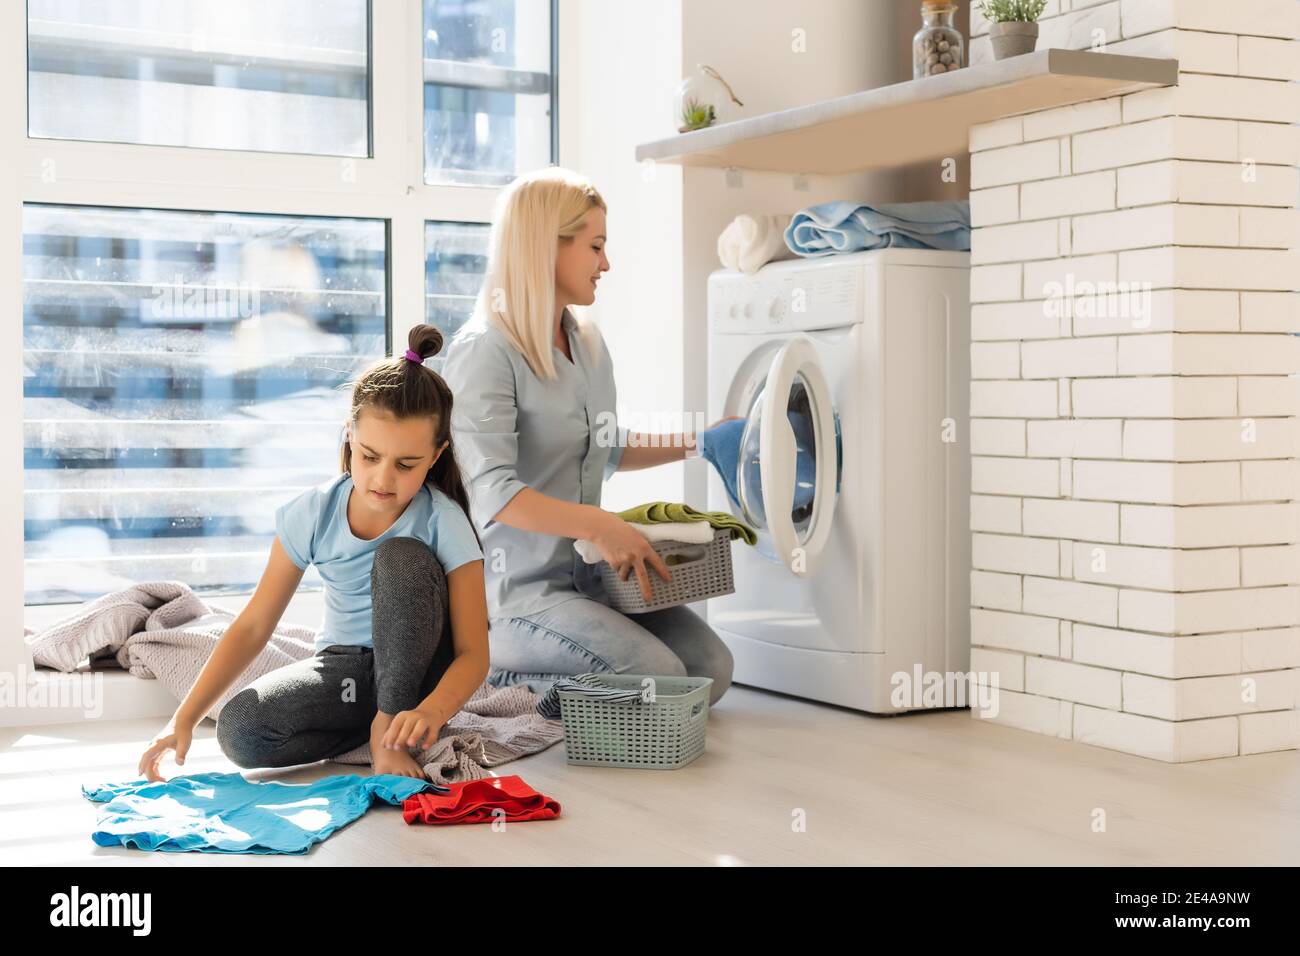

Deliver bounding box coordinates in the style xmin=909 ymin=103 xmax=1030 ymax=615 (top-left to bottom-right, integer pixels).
xmin=705 ymin=247 xmax=971 ymax=713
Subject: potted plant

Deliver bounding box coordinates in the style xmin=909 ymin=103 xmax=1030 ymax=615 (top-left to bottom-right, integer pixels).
xmin=977 ymin=0 xmax=1047 ymax=60
xmin=679 ymin=97 xmax=717 ymax=133
xmin=674 ymin=65 xmax=744 ymax=133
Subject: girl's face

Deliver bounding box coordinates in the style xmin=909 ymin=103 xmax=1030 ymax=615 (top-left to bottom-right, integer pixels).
xmin=554 ymin=206 xmax=609 ymax=308
xmin=347 ymin=409 xmax=447 ymax=515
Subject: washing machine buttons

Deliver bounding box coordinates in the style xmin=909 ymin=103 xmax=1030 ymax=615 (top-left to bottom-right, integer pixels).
xmin=768 ymin=296 xmax=786 ymax=324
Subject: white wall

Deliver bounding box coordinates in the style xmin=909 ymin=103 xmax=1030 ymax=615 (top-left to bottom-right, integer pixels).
xmin=575 ymin=0 xmax=919 ymax=511
xmin=563 ymin=0 xmax=686 ymax=509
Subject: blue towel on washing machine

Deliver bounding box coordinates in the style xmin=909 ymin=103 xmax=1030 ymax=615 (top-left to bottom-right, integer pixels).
xmin=785 ymin=200 xmax=970 ymax=256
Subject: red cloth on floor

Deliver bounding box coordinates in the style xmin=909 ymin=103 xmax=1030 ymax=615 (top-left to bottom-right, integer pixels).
xmin=401 ymin=774 xmax=561 ymax=825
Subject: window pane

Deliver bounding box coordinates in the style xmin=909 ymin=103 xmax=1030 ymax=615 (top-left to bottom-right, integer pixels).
xmin=424 ymin=220 xmax=490 ymax=362
xmin=27 ymin=0 xmax=370 ymax=157
xmin=423 ymin=0 xmax=553 ymax=186
xmin=22 ymin=204 xmax=387 ymax=605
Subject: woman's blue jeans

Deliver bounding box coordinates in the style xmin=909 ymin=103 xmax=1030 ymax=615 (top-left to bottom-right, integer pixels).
xmin=486 ymin=598 xmax=734 ymax=706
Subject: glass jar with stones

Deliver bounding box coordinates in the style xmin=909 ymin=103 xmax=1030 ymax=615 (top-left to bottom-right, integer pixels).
xmin=913 ymin=0 xmax=965 ymax=78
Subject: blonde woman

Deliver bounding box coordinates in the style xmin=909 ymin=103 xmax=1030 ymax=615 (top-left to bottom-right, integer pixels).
xmin=442 ymin=166 xmax=733 ymax=705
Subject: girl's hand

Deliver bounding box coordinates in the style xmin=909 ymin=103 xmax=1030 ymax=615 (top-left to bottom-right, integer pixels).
xmin=590 ymin=510 xmax=672 ymax=604
xmin=138 ymin=718 xmax=193 ymax=783
xmin=381 ymin=707 xmax=443 ymax=752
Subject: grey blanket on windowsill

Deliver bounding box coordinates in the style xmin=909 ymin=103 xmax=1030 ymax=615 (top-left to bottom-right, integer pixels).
xmin=23 ymin=581 xmax=563 ymax=784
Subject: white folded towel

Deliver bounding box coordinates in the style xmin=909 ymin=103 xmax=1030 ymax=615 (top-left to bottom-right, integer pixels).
xmin=717 ymin=213 xmax=797 ymax=274
xmin=574 ymin=520 xmax=715 ymax=564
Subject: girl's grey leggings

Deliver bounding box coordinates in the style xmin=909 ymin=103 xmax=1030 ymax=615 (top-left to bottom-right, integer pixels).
xmin=215 ymin=536 xmax=453 ymax=769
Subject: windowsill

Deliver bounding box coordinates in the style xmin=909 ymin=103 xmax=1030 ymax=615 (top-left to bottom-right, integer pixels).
xmin=14 ymin=587 xmax=331 ymax=730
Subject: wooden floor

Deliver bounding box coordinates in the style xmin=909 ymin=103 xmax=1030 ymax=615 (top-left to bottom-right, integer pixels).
xmin=3 ymin=682 xmax=1298 ymax=866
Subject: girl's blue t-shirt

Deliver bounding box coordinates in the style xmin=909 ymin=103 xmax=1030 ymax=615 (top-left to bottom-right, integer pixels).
xmin=274 ymin=473 xmax=483 ymax=653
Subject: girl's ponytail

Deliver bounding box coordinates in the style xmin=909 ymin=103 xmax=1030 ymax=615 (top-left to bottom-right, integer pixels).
xmin=342 ymin=323 xmax=482 ymax=549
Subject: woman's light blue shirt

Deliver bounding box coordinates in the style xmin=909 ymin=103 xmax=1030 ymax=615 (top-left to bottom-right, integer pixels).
xmin=442 ymin=308 xmax=628 ymax=620
xmin=274 ymin=472 xmax=484 ymax=653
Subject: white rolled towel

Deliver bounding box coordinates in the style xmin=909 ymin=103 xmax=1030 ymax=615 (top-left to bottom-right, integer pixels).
xmin=574 ymin=520 xmax=716 ymax=565
xmin=716 ymin=213 xmax=797 ymax=274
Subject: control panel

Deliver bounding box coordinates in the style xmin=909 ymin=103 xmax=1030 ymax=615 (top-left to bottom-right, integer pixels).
xmin=708 ymin=262 xmax=864 ymax=333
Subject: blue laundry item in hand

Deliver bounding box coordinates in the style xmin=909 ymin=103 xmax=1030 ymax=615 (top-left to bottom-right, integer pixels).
xmin=82 ymin=771 xmax=444 ymax=854
xmin=702 ymin=414 xmax=818 ymax=517
xmin=785 ymin=199 xmax=970 ymax=257
xmin=701 ymin=418 xmax=746 ymax=511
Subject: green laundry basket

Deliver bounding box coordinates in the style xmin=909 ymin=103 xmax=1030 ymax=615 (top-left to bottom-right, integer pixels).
xmin=558 ymin=674 xmax=714 ymax=769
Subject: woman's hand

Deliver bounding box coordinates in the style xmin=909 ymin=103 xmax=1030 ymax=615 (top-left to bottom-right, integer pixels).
xmin=589 ymin=510 xmax=673 ymax=603
xmin=138 ymin=716 xmax=193 ymax=783
xmin=690 ymin=415 xmax=744 ymax=458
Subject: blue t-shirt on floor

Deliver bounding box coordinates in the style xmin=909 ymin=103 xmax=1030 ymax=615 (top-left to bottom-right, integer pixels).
xmin=82 ymin=772 xmax=444 ymax=854
xmin=274 ymin=473 xmax=483 ymax=653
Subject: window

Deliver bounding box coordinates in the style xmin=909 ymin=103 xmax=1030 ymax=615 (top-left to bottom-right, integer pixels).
xmin=27 ymin=0 xmax=371 ymax=156
xmin=425 ymin=220 xmax=490 ymax=355
xmin=423 ymin=0 xmax=555 ymax=185
xmin=15 ymin=0 xmax=559 ymax=608
xmin=22 ymin=204 xmax=386 ymax=603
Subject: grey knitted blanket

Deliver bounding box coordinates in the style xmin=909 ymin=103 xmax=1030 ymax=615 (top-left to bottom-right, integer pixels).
xmin=23 ymin=581 xmax=563 ymax=783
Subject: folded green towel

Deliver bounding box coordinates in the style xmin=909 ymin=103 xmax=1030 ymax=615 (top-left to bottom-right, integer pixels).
xmin=616 ymin=501 xmax=757 ymax=546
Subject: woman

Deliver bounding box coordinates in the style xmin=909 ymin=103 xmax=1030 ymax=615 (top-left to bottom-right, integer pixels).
xmin=442 ymin=166 xmax=734 ymax=705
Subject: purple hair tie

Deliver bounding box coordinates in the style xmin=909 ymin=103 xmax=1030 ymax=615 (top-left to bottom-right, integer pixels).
xmin=404 ymin=348 xmax=424 ymax=365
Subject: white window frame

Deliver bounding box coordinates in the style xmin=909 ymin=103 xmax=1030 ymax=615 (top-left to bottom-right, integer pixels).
xmin=3 ymin=0 xmax=582 ymax=687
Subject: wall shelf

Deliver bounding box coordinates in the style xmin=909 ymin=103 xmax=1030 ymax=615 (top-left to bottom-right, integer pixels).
xmin=635 ymin=49 xmax=1178 ymax=175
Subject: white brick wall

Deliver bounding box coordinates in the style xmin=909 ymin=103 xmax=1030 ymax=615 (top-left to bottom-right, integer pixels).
xmin=966 ymin=0 xmax=1299 ymax=762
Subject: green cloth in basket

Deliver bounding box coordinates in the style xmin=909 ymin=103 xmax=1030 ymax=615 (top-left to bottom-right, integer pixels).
xmin=617 ymin=501 xmax=757 ymax=546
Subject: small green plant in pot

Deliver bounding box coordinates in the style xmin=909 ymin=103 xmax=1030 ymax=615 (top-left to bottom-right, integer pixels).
xmin=679 ymin=96 xmax=717 ymax=133
xmin=674 ymin=65 xmax=743 ymax=133
xmin=977 ymin=0 xmax=1047 ymax=60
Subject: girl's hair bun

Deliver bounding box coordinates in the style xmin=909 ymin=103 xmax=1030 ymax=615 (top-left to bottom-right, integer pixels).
xmin=408 ymin=324 xmax=444 ymax=362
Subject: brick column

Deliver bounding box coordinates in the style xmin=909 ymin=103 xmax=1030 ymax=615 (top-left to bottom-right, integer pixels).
xmin=966 ymin=0 xmax=1299 ymax=761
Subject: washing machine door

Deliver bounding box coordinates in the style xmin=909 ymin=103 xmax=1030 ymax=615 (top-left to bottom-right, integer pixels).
xmin=735 ymin=335 xmax=839 ymax=578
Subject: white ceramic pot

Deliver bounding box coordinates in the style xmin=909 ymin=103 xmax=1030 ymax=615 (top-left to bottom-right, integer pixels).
xmin=989 ymin=21 xmax=1039 ymax=59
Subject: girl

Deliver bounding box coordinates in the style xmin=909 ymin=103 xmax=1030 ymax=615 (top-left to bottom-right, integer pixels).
xmin=137 ymin=325 xmax=489 ymax=781
xmin=442 ymin=166 xmax=734 ymax=705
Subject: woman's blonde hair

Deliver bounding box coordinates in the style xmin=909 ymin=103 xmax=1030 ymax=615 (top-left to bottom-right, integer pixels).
xmin=472 ymin=166 xmax=607 ymax=381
